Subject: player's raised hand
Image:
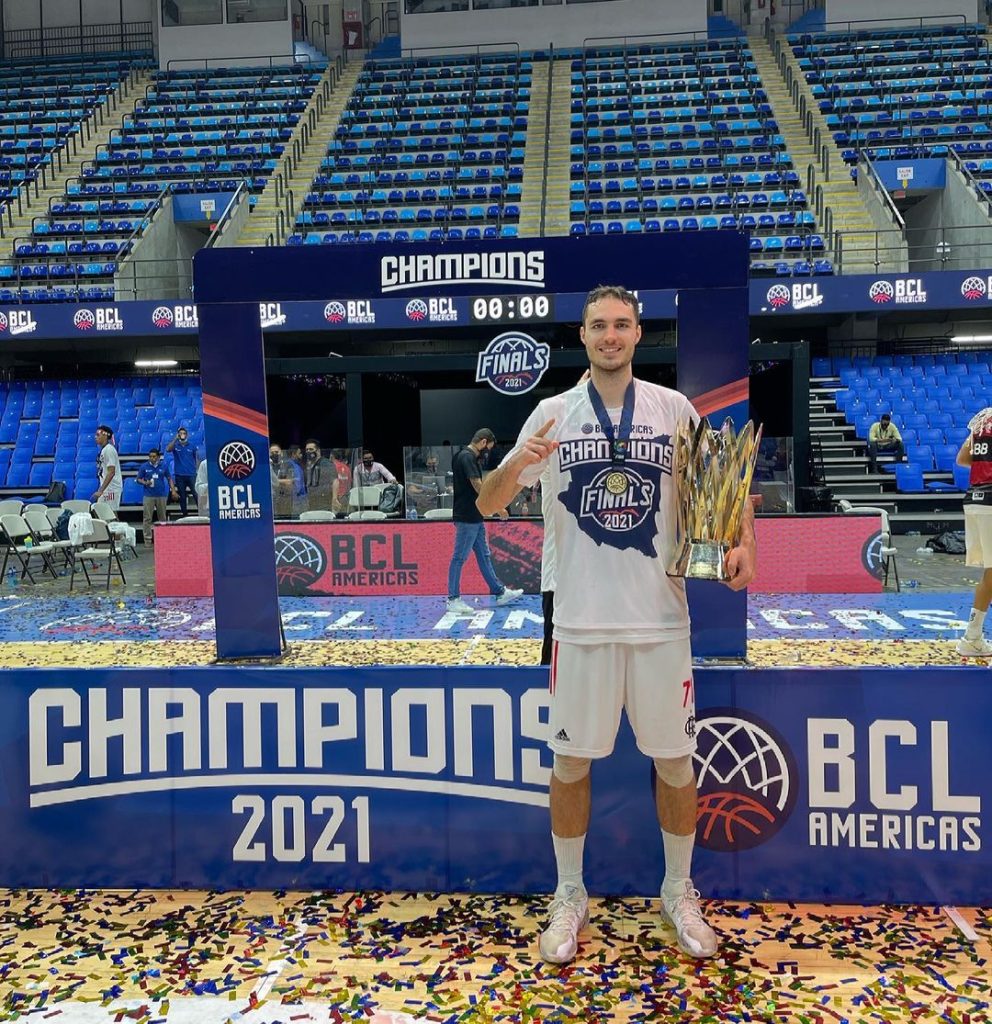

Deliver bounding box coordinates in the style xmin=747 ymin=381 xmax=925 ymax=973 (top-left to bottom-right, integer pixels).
xmin=519 ymin=419 xmax=558 ymax=465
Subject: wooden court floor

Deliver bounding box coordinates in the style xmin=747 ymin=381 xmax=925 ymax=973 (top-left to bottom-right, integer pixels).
xmin=1 ymin=889 xmax=988 ymax=1022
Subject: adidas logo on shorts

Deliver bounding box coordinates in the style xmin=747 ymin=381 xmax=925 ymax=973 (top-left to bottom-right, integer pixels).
xmin=555 ymin=728 xmax=570 ymax=742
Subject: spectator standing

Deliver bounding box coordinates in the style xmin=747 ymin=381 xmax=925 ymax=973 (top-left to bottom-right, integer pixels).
xmin=286 ymin=444 xmax=308 ymax=517
xmin=136 ymin=447 xmax=177 ymax=545
xmin=332 ymin=449 xmax=353 ymax=515
xmin=304 ymin=439 xmax=338 ymax=511
xmin=956 ymin=407 xmax=992 ymax=657
xmin=354 ymin=450 xmax=396 ymax=487
xmin=867 ymin=413 xmax=905 ymax=472
xmin=194 ymin=458 xmax=209 ymax=516
xmin=166 ymin=426 xmax=198 ymax=515
xmin=270 ymin=444 xmax=295 ymax=518
xmin=446 ymin=427 xmax=523 ymax=613
xmin=92 ymin=425 xmax=122 ymax=510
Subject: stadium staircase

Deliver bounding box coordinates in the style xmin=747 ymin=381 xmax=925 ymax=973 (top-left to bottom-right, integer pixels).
xmin=750 ymin=34 xmax=879 ymax=274
xmin=235 ymin=60 xmax=362 ymax=247
xmin=518 ymin=58 xmax=571 ymax=237
xmin=808 ymin=366 xmax=970 ymax=535
xmin=0 ymin=69 xmax=153 ymax=274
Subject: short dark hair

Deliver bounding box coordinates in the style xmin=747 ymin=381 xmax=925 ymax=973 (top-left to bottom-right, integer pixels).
xmin=305 ymin=438 xmax=321 ymax=448
xmin=363 ymin=450 xmax=374 ymax=458
xmin=472 ymin=428 xmax=496 ymax=444
xmin=96 ymin=424 xmax=114 ymax=438
xmin=582 ymin=285 xmax=640 ymax=327
xmin=149 ymin=448 xmax=161 ymax=456
xmin=881 ymin=412 xmax=891 ymax=421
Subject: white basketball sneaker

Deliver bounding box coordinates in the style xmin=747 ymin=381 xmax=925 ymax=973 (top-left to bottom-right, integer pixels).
xmin=539 ymin=886 xmax=589 ymax=964
xmin=661 ymin=880 xmax=718 ymax=958
xmin=496 ymin=587 xmax=523 ymax=606
xmin=956 ymin=635 xmax=992 ymax=658
xmin=446 ymin=597 xmax=475 ymax=614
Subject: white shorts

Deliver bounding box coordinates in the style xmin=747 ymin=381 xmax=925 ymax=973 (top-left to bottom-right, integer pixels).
xmin=548 ymin=639 xmax=696 ymax=759
xmin=965 ymin=504 xmax=992 ymax=568
xmin=101 ymin=488 xmax=121 ymax=512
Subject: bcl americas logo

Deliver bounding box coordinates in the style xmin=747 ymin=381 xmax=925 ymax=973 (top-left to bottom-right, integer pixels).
xmin=152 ymin=304 xmax=198 ymax=329
xmin=275 ymin=533 xmax=327 ymax=594
xmin=693 ymin=709 xmax=798 ymax=852
xmin=869 ymin=279 xmax=927 ymax=305
xmin=962 ymin=276 xmax=989 ymax=301
xmin=476 ymin=330 xmax=550 ymax=395
xmin=765 ymin=283 xmax=822 ymax=311
xmin=74 ymin=307 xmax=124 ymax=331
xmin=405 ymin=297 xmax=458 ymax=323
xmin=323 ymin=300 xmax=375 ymax=325
xmin=0 ymin=309 xmax=38 ymax=335
xmin=218 ymin=441 xmax=256 ymax=480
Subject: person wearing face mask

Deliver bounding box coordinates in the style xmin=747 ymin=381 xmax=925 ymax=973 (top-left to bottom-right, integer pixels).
xmin=446 ymin=427 xmax=523 ymax=614
xmin=269 ymin=443 xmax=295 ymax=518
xmin=354 ymin=450 xmax=396 ymax=487
xmin=304 ymin=439 xmax=337 ymax=512
xmin=166 ymin=426 xmax=198 ymax=516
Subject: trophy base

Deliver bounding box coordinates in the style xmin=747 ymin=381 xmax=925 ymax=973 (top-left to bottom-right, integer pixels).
xmin=669 ymin=541 xmax=729 ymax=581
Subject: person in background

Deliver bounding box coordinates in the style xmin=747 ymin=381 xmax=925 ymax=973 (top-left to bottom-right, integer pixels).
xmin=270 ymin=444 xmax=295 ymax=518
xmin=446 ymin=427 xmax=523 ymax=613
xmin=92 ymin=425 xmax=121 ymax=510
xmin=304 ymin=439 xmax=337 ymax=511
xmin=354 ymin=450 xmax=396 ymax=487
xmin=286 ymin=444 xmax=308 ymax=517
xmin=136 ymin=447 xmax=177 ymax=545
xmin=166 ymin=426 xmax=197 ymax=515
xmin=332 ymin=449 xmax=353 ymax=515
xmin=194 ymin=458 xmax=209 ymax=516
xmin=867 ymin=413 xmax=905 ymax=472
xmin=956 ymin=406 xmax=992 ymax=657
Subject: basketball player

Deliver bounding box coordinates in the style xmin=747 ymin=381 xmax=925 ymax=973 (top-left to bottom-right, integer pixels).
xmin=478 ymin=285 xmax=756 ymax=962
xmin=956 ymin=406 xmax=992 ymax=657
xmin=92 ymin=425 xmax=121 ymax=510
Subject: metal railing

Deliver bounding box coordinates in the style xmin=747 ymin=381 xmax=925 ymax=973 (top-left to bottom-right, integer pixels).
xmin=539 ymin=44 xmax=554 ymax=237
xmin=203 ymin=180 xmax=250 ymax=248
xmin=3 ymin=20 xmax=153 ymax=60
xmin=790 ymin=13 xmax=970 ymax=38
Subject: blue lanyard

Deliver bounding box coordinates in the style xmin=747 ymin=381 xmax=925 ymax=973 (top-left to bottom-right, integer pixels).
xmin=587 ymin=378 xmax=636 ymax=466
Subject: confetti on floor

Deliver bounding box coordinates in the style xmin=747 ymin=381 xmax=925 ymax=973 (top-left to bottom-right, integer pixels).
xmin=0 ymin=890 xmax=988 ymax=1023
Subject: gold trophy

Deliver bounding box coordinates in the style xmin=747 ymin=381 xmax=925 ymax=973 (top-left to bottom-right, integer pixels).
xmin=668 ymin=416 xmax=762 ymax=581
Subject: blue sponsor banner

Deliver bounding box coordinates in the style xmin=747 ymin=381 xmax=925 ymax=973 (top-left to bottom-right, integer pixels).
xmin=8 ymin=268 xmax=992 ymax=342
xmin=198 ymin=300 xmax=282 ymax=659
xmin=2 ymin=664 xmax=986 ymax=902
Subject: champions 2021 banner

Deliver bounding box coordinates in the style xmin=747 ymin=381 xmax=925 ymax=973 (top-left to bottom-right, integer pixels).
xmin=5 ymin=664 xmax=986 ymax=903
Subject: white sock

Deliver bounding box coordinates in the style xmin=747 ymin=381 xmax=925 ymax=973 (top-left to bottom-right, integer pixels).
xmin=661 ymin=829 xmax=695 ymax=899
xmin=966 ymin=607 xmax=987 ymax=640
xmin=552 ymin=832 xmax=586 ymax=897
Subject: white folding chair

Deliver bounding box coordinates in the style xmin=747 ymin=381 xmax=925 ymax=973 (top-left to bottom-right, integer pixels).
xmin=423 ymin=507 xmax=453 ymax=519
xmin=23 ymin=507 xmax=73 ymax=570
xmin=347 ymin=485 xmax=384 ymax=511
xmin=299 ymin=510 xmax=338 ymax=521
xmin=347 ymin=509 xmax=388 ymax=520
xmin=0 ymin=513 xmax=57 ymax=583
xmin=838 ymin=500 xmax=900 ymax=591
xmin=69 ymin=518 xmax=127 ymax=591
xmin=61 ymin=499 xmax=92 ymax=515
xmin=0 ymin=499 xmax=24 ymax=516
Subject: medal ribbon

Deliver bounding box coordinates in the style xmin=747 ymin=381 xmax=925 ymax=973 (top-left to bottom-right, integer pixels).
xmin=587 ymin=378 xmax=636 ymax=467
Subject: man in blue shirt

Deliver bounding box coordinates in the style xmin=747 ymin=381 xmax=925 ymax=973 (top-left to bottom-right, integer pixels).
xmin=166 ymin=426 xmax=198 ymax=515
xmin=136 ymin=448 xmax=177 ymax=545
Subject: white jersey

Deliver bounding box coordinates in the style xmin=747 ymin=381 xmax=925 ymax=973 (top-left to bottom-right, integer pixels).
xmin=98 ymin=443 xmax=121 ymax=508
xmin=506 ymin=378 xmax=697 ymax=643
xmin=539 ymin=464 xmax=556 ymax=592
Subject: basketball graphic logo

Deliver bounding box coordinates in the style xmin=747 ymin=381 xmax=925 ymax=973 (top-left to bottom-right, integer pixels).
xmin=0 ymin=312 xmax=7 ymax=333
xmin=961 ymin=276 xmax=987 ymax=301
xmin=152 ymin=305 xmax=174 ymax=328
xmin=766 ymin=284 xmax=791 ymax=309
xmin=868 ymin=280 xmax=894 ymax=304
xmin=73 ymin=309 xmax=95 ymax=330
xmin=861 ymin=530 xmax=886 ymax=579
xmin=324 ymin=301 xmax=346 ymax=324
xmin=693 ymin=709 xmax=798 ymax=852
xmin=275 ymin=533 xmax=326 ymax=593
xmin=218 ymin=440 xmax=256 ymax=480
xmin=405 ymin=299 xmax=428 ymax=322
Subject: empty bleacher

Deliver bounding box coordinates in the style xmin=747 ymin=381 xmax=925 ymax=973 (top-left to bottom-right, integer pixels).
xmin=2 ymin=62 xmax=325 ymax=303
xmin=290 ymin=52 xmax=530 ymax=245
xmin=810 ymin=351 xmax=989 ymax=528
xmin=567 ymin=40 xmax=831 ymax=276
xmin=0 ymin=377 xmax=203 ymax=505
xmin=790 ymin=22 xmax=992 ymax=196
xmin=0 ymin=54 xmax=148 ymax=215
